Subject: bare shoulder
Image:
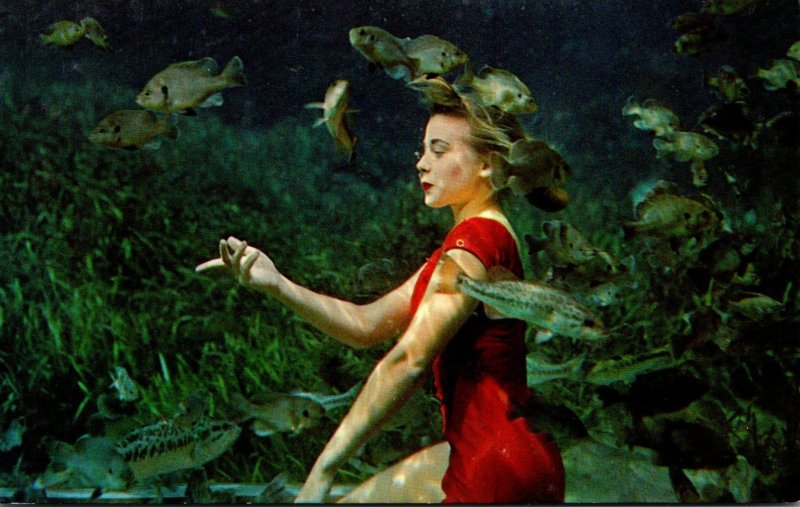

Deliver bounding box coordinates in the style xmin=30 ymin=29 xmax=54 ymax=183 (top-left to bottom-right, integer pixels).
xmin=475 ymin=209 xmax=520 ymax=246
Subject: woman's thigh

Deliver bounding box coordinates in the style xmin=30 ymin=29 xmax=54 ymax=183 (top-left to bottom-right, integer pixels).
xmin=337 ymin=442 xmax=450 ymax=503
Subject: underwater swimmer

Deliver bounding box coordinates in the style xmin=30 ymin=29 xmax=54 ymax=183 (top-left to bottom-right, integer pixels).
xmin=196 ymin=78 xmax=565 ymax=503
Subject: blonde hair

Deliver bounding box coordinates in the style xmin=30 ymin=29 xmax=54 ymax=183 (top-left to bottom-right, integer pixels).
xmin=410 ymin=76 xmax=568 ymax=212
xmin=411 ymin=76 xmax=525 ymax=155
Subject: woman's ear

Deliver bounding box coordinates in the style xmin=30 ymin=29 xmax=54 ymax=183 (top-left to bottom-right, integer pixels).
xmin=478 ymin=158 xmax=493 ymax=179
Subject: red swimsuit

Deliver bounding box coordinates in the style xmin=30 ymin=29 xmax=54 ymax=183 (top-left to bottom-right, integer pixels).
xmin=409 ymin=217 xmax=565 ymax=503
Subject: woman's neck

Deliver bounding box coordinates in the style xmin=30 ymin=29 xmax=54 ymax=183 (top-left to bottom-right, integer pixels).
xmin=450 ymin=193 xmax=502 ymax=224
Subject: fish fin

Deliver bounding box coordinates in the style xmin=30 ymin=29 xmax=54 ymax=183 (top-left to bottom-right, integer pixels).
xmin=199 ymin=57 xmax=220 ymax=75
xmin=621 ymin=95 xmax=638 ymax=115
xmin=304 ymin=102 xmax=325 ymax=110
xmin=223 ymin=55 xmax=247 ymax=85
xmin=534 ymin=328 xmax=555 ymax=343
xmin=251 ymin=420 xmax=276 ymax=437
xmin=312 ymin=117 xmax=326 ymax=128
xmin=384 ymin=64 xmax=412 ymax=81
xmin=476 ymin=65 xmax=495 ymax=78
xmin=198 ymin=92 xmax=224 ymax=108
xmin=455 ymin=61 xmax=475 ymax=87
xmin=484 ymin=304 xmax=507 ymax=320
xmin=142 ymin=139 xmax=162 ymax=150
xmin=435 ymin=252 xmax=462 ymax=294
xmin=487 ymin=265 xmax=519 ymax=283
xmin=38 ymin=34 xmax=51 ymax=45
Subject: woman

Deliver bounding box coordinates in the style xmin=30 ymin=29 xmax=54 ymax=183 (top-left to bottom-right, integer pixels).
xmin=196 ymin=78 xmax=565 ymax=503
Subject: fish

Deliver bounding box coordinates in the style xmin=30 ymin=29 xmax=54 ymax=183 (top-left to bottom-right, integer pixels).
xmin=289 ymin=382 xmax=362 ymax=412
xmin=728 ymin=293 xmax=783 ymax=320
xmin=230 ymin=392 xmax=324 ymax=437
xmin=109 ymin=366 xmax=139 ymax=402
xmin=439 ymin=253 xmax=607 ymax=342
xmin=136 ymin=56 xmax=246 ymax=114
xmin=305 ymin=79 xmax=357 ymax=162
xmin=699 ymin=102 xmax=758 ymax=147
xmin=116 ymin=416 xmax=241 ymax=481
xmin=349 ymin=26 xmax=416 ymax=81
xmin=0 ymin=416 xmax=25 ymax=452
xmin=701 ymin=0 xmax=761 ymax=15
xmin=525 ymin=186 xmax=570 ymax=212
xmin=755 ymin=59 xmax=800 ymax=91
xmin=39 ymin=20 xmax=85 ymax=47
xmin=403 ymin=34 xmax=468 ymax=76
xmin=526 ymin=352 xmax=587 ymax=386
xmin=488 ymin=139 xmax=571 ymax=196
xmin=668 ymin=10 xmax=728 ymax=56
xmin=526 ymin=220 xmax=618 ymax=271
xmin=652 ymin=131 xmax=719 ymax=162
xmin=788 ymin=40 xmax=800 ymax=62
xmin=622 ymin=97 xmax=679 ymax=137
xmin=623 ymin=181 xmax=718 ymax=240
xmin=586 ymin=346 xmax=676 ymax=385
xmin=89 ymin=110 xmax=179 ymax=150
xmin=705 ymin=65 xmax=750 ymax=102
xmin=669 ymin=12 xmax=718 ymax=33
xmin=79 ymin=17 xmax=111 ymax=51
xmin=34 ymin=435 xmax=132 ymax=490
xmin=454 ymin=63 xmax=538 ymax=114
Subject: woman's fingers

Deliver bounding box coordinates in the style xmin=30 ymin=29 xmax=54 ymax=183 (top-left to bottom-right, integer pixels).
xmin=231 ymin=240 xmax=248 ymax=272
xmin=195 ymin=258 xmax=226 ymax=272
xmin=241 ymin=250 xmax=260 ymax=280
xmin=220 ymin=239 xmax=233 ymax=267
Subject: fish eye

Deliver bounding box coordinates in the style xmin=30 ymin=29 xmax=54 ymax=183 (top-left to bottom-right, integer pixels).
xmin=583 ymin=318 xmax=595 ymax=327
xmin=113 ymin=125 xmax=121 ymax=133
xmin=684 ymin=212 xmax=692 ymax=220
xmin=161 ymin=85 xmax=169 ymax=95
xmin=302 ymin=409 xmax=310 ymax=418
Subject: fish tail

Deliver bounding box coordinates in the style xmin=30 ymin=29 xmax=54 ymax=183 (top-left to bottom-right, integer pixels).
xmin=455 ymin=60 xmax=475 ymax=87
xmin=652 ymin=137 xmax=673 ymax=158
xmin=223 ymin=56 xmax=247 ymax=86
xmin=621 ymin=95 xmax=638 ymax=115
xmin=39 ymin=33 xmax=51 ymax=45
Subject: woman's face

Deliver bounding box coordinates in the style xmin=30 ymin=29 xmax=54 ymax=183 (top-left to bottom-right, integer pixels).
xmin=416 ymin=114 xmax=489 ymax=209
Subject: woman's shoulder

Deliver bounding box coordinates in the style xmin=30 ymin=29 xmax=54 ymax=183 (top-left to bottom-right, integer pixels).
xmin=443 ymin=213 xmax=521 ymax=270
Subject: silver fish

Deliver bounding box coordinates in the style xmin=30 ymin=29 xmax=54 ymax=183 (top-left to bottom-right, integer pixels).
xmin=586 ymin=346 xmax=676 ymax=385
xmin=440 ymin=254 xmax=607 ymax=342
xmin=109 ymin=366 xmax=139 ymax=402
xmin=526 ymin=352 xmax=587 ymax=386
xmin=116 ymin=416 xmax=241 ymax=481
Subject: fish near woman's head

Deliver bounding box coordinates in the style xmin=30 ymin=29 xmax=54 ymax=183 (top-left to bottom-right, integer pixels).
xmin=410 ymin=76 xmax=561 ymax=211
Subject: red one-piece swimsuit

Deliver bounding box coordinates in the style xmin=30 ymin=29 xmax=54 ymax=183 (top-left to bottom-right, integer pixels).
xmin=409 ymin=217 xmax=565 ymax=503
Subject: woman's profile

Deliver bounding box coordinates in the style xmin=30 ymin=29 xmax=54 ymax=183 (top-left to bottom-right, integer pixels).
xmin=197 ymin=76 xmax=566 ymax=503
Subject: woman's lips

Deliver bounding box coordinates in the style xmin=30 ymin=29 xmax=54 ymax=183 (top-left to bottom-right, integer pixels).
xmin=422 ymin=182 xmax=433 ymax=191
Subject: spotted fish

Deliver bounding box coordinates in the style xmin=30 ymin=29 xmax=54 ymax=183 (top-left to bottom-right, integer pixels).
xmin=116 ymin=416 xmax=240 ymax=481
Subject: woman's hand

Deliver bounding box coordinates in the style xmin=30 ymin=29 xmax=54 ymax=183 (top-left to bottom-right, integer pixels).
xmin=195 ymin=236 xmax=280 ymax=293
xmin=294 ymin=466 xmax=335 ymax=503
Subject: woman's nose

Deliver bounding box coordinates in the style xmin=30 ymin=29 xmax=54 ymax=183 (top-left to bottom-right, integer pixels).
xmin=416 ymin=155 xmax=430 ymax=175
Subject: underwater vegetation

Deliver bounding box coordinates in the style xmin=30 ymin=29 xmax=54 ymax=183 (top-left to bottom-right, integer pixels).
xmin=0 ymin=0 xmax=799 ymax=503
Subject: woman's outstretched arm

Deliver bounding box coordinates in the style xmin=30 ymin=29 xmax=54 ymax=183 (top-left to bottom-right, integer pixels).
xmin=196 ymin=236 xmax=420 ymax=348
xmin=294 ymin=247 xmax=485 ymax=502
